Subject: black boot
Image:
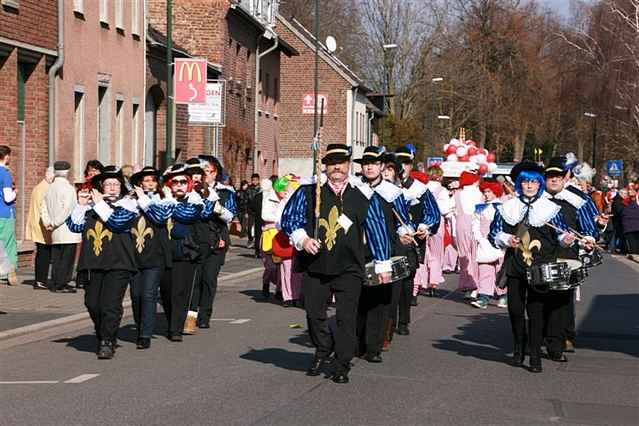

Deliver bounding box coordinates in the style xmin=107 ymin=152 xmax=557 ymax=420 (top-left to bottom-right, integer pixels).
xmin=332 ymin=366 xmax=350 ymax=384
xmin=410 ymin=296 xmax=419 ymax=306
xmin=137 ymin=338 xmax=151 ymax=350
xmin=529 ymin=357 xmax=542 ymax=373
xmin=512 ymin=342 xmax=525 ymax=367
xmin=396 ymin=324 xmax=410 ymax=335
xmin=97 ymin=340 xmax=114 ymax=360
xmin=306 ymin=356 xmax=327 ymax=376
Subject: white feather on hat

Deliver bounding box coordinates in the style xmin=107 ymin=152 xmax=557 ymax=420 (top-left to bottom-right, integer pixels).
xmin=573 ymin=162 xmax=595 ymax=182
xmin=565 ymin=152 xmax=578 ymax=169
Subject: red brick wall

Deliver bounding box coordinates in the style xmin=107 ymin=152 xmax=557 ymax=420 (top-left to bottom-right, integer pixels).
xmin=0 ymin=0 xmax=57 ymax=50
xmin=147 ymin=0 xmax=260 ymax=183
xmin=256 ymin=47 xmax=280 ymax=177
xmin=277 ymin=18 xmax=350 ymax=175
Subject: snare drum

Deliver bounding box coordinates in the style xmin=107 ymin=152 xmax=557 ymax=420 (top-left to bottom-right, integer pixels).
xmin=568 ymin=267 xmax=588 ymax=288
xmin=579 ymin=250 xmax=603 ymax=268
xmin=364 ymin=256 xmax=410 ymax=286
xmin=526 ymin=262 xmax=571 ymax=291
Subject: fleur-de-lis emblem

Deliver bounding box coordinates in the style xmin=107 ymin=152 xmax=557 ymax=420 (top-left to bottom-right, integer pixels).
xmin=518 ymin=228 xmax=541 ymax=266
xmin=318 ymin=206 xmax=343 ymax=251
xmin=131 ymin=216 xmax=154 ymax=254
xmin=87 ymin=221 xmax=113 ymax=256
xmin=167 ymin=218 xmax=174 ymax=240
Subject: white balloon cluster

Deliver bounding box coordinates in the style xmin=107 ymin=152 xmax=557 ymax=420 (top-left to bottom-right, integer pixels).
xmin=443 ymin=138 xmax=498 ymax=175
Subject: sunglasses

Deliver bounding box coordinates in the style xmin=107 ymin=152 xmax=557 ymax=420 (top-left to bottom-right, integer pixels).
xmin=172 ymin=179 xmax=189 ymax=185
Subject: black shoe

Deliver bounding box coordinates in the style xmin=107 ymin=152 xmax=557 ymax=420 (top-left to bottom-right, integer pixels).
xmin=410 ymin=296 xmax=419 ymax=306
xmin=274 ymin=291 xmax=283 ymax=301
xmin=364 ymin=353 xmax=383 ymax=363
xmin=33 ymin=282 xmax=48 ymax=290
xmin=282 ymin=300 xmax=293 ymax=308
xmin=197 ymin=322 xmax=210 ymax=329
xmin=332 ymin=369 xmax=350 ymax=384
xmin=306 ymin=357 xmax=327 ymax=376
xmin=58 ymin=285 xmax=77 ymax=294
xmin=512 ymin=343 xmax=525 ymax=367
xmin=169 ymin=334 xmax=183 ymax=342
xmin=97 ymin=341 xmax=114 ymax=359
xmin=529 ymin=358 xmax=542 ymax=373
xmin=396 ymin=325 xmax=410 ymax=336
xmin=75 ymin=282 xmax=85 ymax=290
xmin=548 ymin=352 xmax=568 ymax=363
xmin=137 ymin=338 xmax=151 ymax=350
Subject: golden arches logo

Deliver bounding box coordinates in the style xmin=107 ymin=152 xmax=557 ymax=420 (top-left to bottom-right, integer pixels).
xmin=178 ymin=61 xmax=203 ymax=83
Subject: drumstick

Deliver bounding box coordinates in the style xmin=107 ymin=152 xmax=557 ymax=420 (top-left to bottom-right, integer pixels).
xmin=392 ymin=209 xmax=418 ymax=246
xmin=544 ymin=222 xmax=602 ymax=250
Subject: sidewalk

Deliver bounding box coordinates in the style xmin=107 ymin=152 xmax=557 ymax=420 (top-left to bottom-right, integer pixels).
xmin=0 ymin=239 xmax=262 ymax=334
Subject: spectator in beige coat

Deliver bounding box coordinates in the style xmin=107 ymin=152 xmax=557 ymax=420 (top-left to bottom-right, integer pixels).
xmin=26 ymin=167 xmax=54 ymax=289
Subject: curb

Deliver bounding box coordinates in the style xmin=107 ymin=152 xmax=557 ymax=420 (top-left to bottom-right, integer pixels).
xmin=0 ymin=266 xmax=263 ymax=344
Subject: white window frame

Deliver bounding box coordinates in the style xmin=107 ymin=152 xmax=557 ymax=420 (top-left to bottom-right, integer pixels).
xmin=73 ymin=0 xmax=84 ymax=14
xmin=131 ymin=0 xmax=140 ymax=36
xmin=99 ymin=0 xmax=109 ymax=25
xmin=73 ymin=90 xmax=86 ymax=182
xmin=115 ymin=98 xmax=124 ymax=166
xmin=115 ymin=0 xmax=124 ymax=30
xmin=132 ymin=102 xmax=140 ymax=166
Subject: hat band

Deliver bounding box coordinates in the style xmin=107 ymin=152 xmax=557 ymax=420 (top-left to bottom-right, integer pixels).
xmin=362 ymin=152 xmax=381 ymax=158
xmin=325 ymin=148 xmax=350 ymax=156
xmin=546 ymin=167 xmax=564 ymax=173
xmin=395 ymin=152 xmax=413 ymax=158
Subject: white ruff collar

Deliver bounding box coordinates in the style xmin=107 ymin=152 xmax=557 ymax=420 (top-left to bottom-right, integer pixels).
xmin=498 ymin=196 xmax=560 ymax=227
xmin=373 ymin=180 xmax=402 ymax=203
xmin=458 ymin=186 xmax=483 ymax=215
xmin=403 ymin=179 xmax=427 ymax=204
xmin=214 ymin=182 xmax=235 ymax=193
xmin=348 ymin=176 xmax=373 ymax=199
xmin=544 ymin=189 xmax=586 ymax=209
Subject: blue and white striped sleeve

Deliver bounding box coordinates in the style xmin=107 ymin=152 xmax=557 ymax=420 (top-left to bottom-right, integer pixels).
xmin=145 ymin=202 xmax=174 ymax=225
xmin=224 ymin=190 xmax=238 ymax=217
xmin=201 ymin=198 xmax=216 ymax=220
xmin=364 ymin=194 xmax=392 ymax=273
xmin=105 ymin=207 xmax=137 ymax=233
xmin=65 ymin=204 xmax=91 ymax=233
xmin=392 ymin=194 xmax=413 ymax=234
xmin=576 ymin=205 xmax=599 ymax=239
xmin=173 ymin=201 xmax=204 ymax=223
xmin=488 ymin=209 xmax=512 ymax=249
xmin=418 ymin=190 xmax=441 ymax=234
xmin=281 ymin=187 xmax=309 ymax=251
xmin=549 ymin=211 xmax=575 ymax=247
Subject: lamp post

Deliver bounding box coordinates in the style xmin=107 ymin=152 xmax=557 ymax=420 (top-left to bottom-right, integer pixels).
xmin=165 ymin=0 xmax=174 ymax=168
xmin=431 ymin=77 xmax=444 ymax=153
xmin=380 ymin=43 xmax=397 ymax=146
xmin=584 ymin=112 xmax=597 ymax=168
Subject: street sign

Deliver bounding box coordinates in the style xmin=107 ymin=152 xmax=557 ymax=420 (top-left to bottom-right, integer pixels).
xmin=427 ymin=157 xmax=444 ymax=167
xmin=302 ymin=94 xmax=328 ymax=115
xmin=606 ymin=160 xmax=623 ymax=177
xmin=174 ymin=58 xmax=207 ymax=104
xmin=188 ymin=81 xmax=226 ymax=126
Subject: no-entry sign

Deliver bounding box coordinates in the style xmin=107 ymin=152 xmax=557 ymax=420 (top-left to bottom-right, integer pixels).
xmin=174 ymin=58 xmax=207 ymax=104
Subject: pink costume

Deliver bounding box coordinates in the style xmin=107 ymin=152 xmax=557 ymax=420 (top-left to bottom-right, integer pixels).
xmin=454 ymin=185 xmax=482 ymax=291
xmin=425 ymin=180 xmax=454 ymax=287
xmin=261 ymin=188 xmax=281 ymax=292
xmin=442 ymin=216 xmax=458 ymax=272
xmin=472 ymin=202 xmax=506 ymax=297
xmin=275 ymin=191 xmax=302 ymax=302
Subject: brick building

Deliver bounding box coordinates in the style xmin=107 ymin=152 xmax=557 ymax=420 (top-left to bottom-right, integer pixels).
xmin=147 ymin=0 xmax=296 ymax=182
xmin=55 ymin=0 xmax=146 ymax=182
xmin=0 ymin=0 xmax=57 ymax=255
xmin=277 ymin=16 xmax=382 ymax=176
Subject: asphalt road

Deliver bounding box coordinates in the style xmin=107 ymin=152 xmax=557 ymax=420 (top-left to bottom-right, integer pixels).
xmin=1 ymin=255 xmax=638 ymax=426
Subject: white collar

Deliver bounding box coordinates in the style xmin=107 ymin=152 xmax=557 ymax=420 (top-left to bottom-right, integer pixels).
xmin=372 ymin=179 xmax=402 ymax=203
xmin=402 ymin=179 xmax=427 ymax=202
xmin=113 ymin=196 xmax=139 ymax=213
xmin=348 ymin=175 xmax=373 ymax=199
xmin=458 ymin=186 xmax=483 ymax=215
xmin=498 ymin=196 xmax=560 ymax=227
xmin=544 ymin=189 xmax=586 ymax=209
xmin=213 ymin=182 xmax=235 ymax=192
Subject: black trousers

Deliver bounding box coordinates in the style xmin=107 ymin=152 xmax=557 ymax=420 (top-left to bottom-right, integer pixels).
xmin=543 ymin=290 xmax=571 ymax=354
xmin=254 ymin=218 xmax=263 ymax=257
xmin=34 ymin=243 xmax=52 ymax=285
xmin=626 ymin=231 xmax=639 ymax=255
xmin=303 ymin=272 xmax=362 ymax=369
xmin=84 ymin=269 xmax=131 ymax=341
xmin=51 ymin=244 xmax=76 ymax=290
xmin=160 ymin=260 xmax=197 ymax=336
xmin=190 ymin=251 xmax=225 ymax=325
xmin=396 ymin=271 xmax=416 ymax=327
xmin=357 ymin=283 xmax=393 ymax=356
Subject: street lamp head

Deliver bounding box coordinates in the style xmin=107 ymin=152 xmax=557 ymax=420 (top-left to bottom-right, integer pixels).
xmin=432 ymin=77 xmax=444 ymax=83
xmin=437 ymin=115 xmax=451 ymax=120
xmin=383 ymin=43 xmax=398 ymax=50
xmin=584 ymin=112 xmax=597 ymax=118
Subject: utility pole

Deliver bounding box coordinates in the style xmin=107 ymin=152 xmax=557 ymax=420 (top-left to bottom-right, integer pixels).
xmin=165 ymin=0 xmax=174 ymax=168
xmin=312 ymin=0 xmax=320 ymax=172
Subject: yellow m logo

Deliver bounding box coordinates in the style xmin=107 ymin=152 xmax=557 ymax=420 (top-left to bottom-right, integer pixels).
xmin=178 ymin=61 xmax=203 ymax=83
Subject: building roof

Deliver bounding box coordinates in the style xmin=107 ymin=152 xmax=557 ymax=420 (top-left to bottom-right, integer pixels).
xmin=146 ymin=26 xmax=223 ymax=74
xmin=229 ymin=4 xmax=298 ymax=57
xmin=277 ymin=15 xmax=367 ymax=89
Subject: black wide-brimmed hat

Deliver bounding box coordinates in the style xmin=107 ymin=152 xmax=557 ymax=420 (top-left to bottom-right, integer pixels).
xmin=163 ymin=163 xmax=190 ymax=181
xmin=185 ymin=158 xmax=205 ymax=176
xmin=394 ymin=146 xmax=414 ymax=164
xmin=130 ymin=166 xmax=160 ymax=187
xmin=545 ymin=156 xmax=568 ymax=176
xmin=90 ymin=165 xmax=126 ymax=194
xmin=510 ymin=160 xmax=545 ymax=182
xmin=382 ymin=153 xmax=401 ymax=171
xmin=354 ymin=146 xmax=386 ymax=165
xmin=321 ymin=144 xmax=352 ymax=165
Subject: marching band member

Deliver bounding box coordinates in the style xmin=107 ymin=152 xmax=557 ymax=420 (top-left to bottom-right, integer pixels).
xmin=423 ymin=165 xmax=455 ymax=296
xmin=129 ymin=167 xmax=175 ymax=349
xmin=280 ymin=144 xmax=393 ymax=384
xmin=544 ymin=157 xmax=598 ymax=356
xmin=470 ymin=180 xmax=507 ymax=309
xmin=67 ymin=166 xmax=138 ymax=359
xmin=354 ymin=147 xmax=412 ymax=363
xmin=394 ymin=146 xmax=441 ymax=334
xmin=455 ymin=171 xmax=482 ymax=300
xmin=190 ymin=155 xmax=236 ymax=328
xmin=489 ymin=161 xmax=577 ymax=372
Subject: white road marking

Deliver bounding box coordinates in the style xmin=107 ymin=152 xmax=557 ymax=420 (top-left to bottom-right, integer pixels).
xmin=211 ymin=318 xmax=237 ymax=321
xmin=229 ymin=319 xmax=251 ymax=324
xmin=64 ymin=374 xmax=100 ymax=384
xmin=0 ymin=380 xmax=59 ymax=384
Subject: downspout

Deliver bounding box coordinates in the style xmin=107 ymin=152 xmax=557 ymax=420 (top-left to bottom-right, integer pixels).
xmin=368 ymin=112 xmax=374 ymax=146
xmin=48 ymin=0 xmax=64 ymax=166
xmin=350 ymin=87 xmax=358 ymax=147
xmin=253 ymin=30 xmax=278 ymax=174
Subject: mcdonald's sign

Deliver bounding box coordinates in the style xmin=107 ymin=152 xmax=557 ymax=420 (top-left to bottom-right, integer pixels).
xmin=174 ymin=58 xmax=207 ymax=104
